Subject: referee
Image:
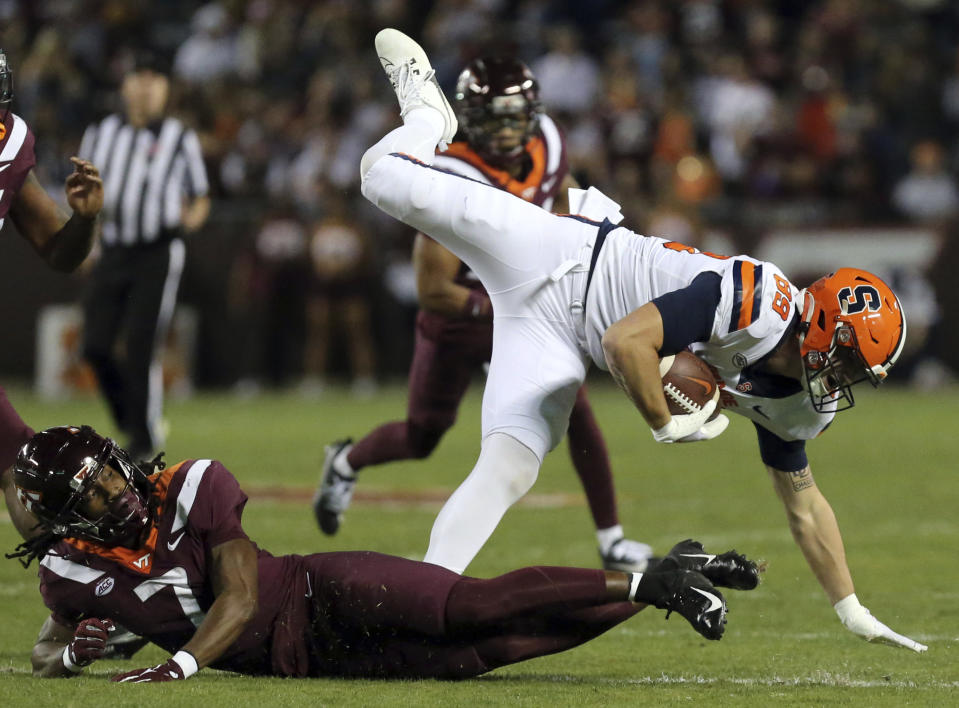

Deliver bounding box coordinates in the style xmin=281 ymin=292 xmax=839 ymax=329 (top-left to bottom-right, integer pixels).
xmin=79 ymin=51 xmax=209 ymax=460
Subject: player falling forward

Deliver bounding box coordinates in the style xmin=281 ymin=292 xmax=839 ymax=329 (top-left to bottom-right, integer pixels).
xmin=315 ymin=56 xmax=652 ymax=572
xmin=8 ymin=426 xmax=759 ymax=681
xmin=355 ymin=29 xmax=926 ymax=652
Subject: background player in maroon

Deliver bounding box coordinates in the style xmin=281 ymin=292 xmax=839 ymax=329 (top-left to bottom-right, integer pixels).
xmin=315 ymin=57 xmax=652 ymax=572
xmin=11 ymin=426 xmax=758 ymax=681
xmin=0 ymin=47 xmax=103 ymax=542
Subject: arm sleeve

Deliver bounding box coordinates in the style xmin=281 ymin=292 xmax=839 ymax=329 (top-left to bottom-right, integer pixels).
xmin=754 ymin=422 xmax=808 ymax=471
xmin=652 ymin=271 xmax=722 ymax=355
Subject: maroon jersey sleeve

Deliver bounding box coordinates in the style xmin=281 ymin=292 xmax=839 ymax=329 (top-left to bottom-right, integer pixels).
xmin=0 ymin=112 xmax=37 ymax=222
xmin=185 ymin=460 xmax=251 ymax=549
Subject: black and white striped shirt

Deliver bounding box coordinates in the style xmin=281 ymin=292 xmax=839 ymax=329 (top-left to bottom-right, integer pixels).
xmin=79 ymin=115 xmax=209 ymax=248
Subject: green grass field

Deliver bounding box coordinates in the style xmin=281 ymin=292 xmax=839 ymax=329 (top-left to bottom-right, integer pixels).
xmin=1 ymin=380 xmax=957 ymax=706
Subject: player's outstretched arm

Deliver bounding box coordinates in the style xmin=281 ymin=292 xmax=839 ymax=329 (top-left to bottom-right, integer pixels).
xmin=32 ymin=615 xmax=114 ymax=678
xmin=111 ymin=537 xmax=259 ymax=682
xmin=9 ymin=160 xmax=101 ymax=272
xmin=766 ymin=463 xmax=927 ymax=652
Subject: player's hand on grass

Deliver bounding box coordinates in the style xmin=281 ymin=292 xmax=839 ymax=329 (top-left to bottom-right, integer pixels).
xmin=111 ymin=650 xmax=198 ymax=682
xmin=834 ymin=594 xmax=927 ymax=653
xmin=651 ymin=400 xmax=723 ymax=443
xmin=63 ymin=618 xmax=114 ymax=671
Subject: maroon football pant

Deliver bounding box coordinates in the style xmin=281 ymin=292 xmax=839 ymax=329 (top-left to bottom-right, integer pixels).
xmin=348 ymin=325 xmax=620 ymax=529
xmin=303 ymin=551 xmax=639 ymax=679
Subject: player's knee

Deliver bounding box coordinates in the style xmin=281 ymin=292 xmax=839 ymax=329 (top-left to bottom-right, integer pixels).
xmin=407 ymin=423 xmax=446 ymax=459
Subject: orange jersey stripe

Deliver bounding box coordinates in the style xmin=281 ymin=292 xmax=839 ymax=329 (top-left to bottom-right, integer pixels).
xmin=441 ymin=138 xmax=547 ymax=202
xmin=737 ymin=261 xmax=757 ymax=330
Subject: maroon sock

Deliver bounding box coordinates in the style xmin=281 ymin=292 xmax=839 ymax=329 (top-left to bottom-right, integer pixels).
xmin=567 ymin=387 xmax=618 ymax=530
xmin=0 ymin=387 xmax=33 ymax=471
xmin=347 ymin=421 xmax=416 ymax=470
xmin=445 ymin=566 xmax=613 ymax=631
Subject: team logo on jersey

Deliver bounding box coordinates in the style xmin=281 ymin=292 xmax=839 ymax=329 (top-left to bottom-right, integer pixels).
xmin=732 ymin=353 xmax=748 ymax=368
xmin=132 ymin=553 xmax=151 ymax=570
xmin=95 ymin=576 xmax=115 ymax=597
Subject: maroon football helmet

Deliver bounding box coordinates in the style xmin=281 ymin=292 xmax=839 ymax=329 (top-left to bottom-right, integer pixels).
xmin=454 ymin=56 xmax=542 ymax=168
xmin=13 ymin=426 xmax=154 ymax=546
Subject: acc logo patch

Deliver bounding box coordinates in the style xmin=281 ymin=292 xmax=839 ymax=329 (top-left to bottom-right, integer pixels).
xmin=732 ymin=353 xmax=748 ymax=368
xmin=95 ymin=576 xmax=115 ymax=597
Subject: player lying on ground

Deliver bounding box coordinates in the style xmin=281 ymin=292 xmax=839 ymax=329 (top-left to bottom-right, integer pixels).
xmin=7 ymin=426 xmax=759 ymax=681
xmin=315 ymin=55 xmax=653 ymax=573
xmin=356 ymin=29 xmax=926 ymax=652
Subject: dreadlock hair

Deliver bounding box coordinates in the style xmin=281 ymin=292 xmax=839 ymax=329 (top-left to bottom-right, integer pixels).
xmin=5 ymin=528 xmax=62 ymax=569
xmin=5 ymin=450 xmax=168 ymax=569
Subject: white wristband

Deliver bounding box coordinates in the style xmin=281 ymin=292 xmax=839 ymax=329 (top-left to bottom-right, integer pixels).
xmin=61 ymin=645 xmax=83 ymax=673
xmin=833 ymin=593 xmax=861 ymax=622
xmin=171 ymin=650 xmax=199 ymax=678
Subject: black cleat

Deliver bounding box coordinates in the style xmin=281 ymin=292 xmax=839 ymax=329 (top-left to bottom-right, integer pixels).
xmin=654 ymin=569 xmax=727 ymax=641
xmin=655 ymin=539 xmax=761 ymax=591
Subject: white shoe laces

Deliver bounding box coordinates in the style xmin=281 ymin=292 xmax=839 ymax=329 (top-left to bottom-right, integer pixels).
xmin=386 ymin=61 xmax=437 ymax=119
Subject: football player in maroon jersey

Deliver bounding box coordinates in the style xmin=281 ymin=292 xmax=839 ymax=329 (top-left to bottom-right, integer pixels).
xmin=316 ymin=57 xmax=652 ymax=574
xmin=10 ymin=426 xmax=759 ymax=681
xmin=0 ymin=47 xmax=104 ymax=542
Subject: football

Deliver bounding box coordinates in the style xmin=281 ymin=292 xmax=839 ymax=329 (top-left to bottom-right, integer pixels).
xmin=658 ymin=351 xmax=721 ymax=419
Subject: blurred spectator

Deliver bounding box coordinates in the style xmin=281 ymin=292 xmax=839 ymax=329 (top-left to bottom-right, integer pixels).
xmin=530 ymin=25 xmax=601 ymax=117
xmin=892 ymin=140 xmax=959 ymax=224
xmin=228 ymin=204 xmax=309 ymax=395
xmin=301 ymin=189 xmax=377 ymax=399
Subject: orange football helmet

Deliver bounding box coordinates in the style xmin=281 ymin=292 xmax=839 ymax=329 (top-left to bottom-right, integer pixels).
xmin=797 ymin=268 xmax=906 ymax=412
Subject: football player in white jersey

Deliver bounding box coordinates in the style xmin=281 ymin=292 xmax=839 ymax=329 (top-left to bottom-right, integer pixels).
xmin=358 ymin=29 xmax=925 ymax=652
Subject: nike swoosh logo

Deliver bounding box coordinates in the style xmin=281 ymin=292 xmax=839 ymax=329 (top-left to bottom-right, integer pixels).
xmin=691 ymin=586 xmax=724 ymax=612
xmin=687 ymin=376 xmax=714 ymax=393
xmin=680 ymin=553 xmax=717 ymax=565
xmin=167 ymin=531 xmax=186 ymax=551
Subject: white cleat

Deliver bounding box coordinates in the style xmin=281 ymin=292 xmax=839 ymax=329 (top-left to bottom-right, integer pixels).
xmin=600 ymin=537 xmax=655 ymax=572
xmin=374 ymin=28 xmax=457 ymax=148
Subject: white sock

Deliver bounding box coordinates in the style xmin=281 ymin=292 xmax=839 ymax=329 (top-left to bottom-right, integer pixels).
xmin=423 ymin=433 xmax=540 ymax=574
xmin=628 ymin=572 xmax=643 ymax=603
xmin=333 ymin=445 xmax=355 ymax=478
xmin=360 ymin=110 xmax=444 ymax=177
xmin=597 ymin=524 xmax=625 ymax=555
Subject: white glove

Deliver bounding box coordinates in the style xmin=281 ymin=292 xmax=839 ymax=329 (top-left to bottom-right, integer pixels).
xmin=834 ymin=594 xmax=927 ymax=653
xmin=651 ymin=399 xmax=725 ymax=443
xmin=676 ymin=413 xmax=730 ymax=442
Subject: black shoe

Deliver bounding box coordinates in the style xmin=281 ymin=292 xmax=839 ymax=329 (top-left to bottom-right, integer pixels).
xmin=654 ymin=569 xmax=727 ymax=640
xmin=655 ymin=539 xmax=761 ymax=591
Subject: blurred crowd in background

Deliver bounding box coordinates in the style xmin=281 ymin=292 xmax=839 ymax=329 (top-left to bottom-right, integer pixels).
xmin=5 ymin=0 xmax=959 ymax=392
